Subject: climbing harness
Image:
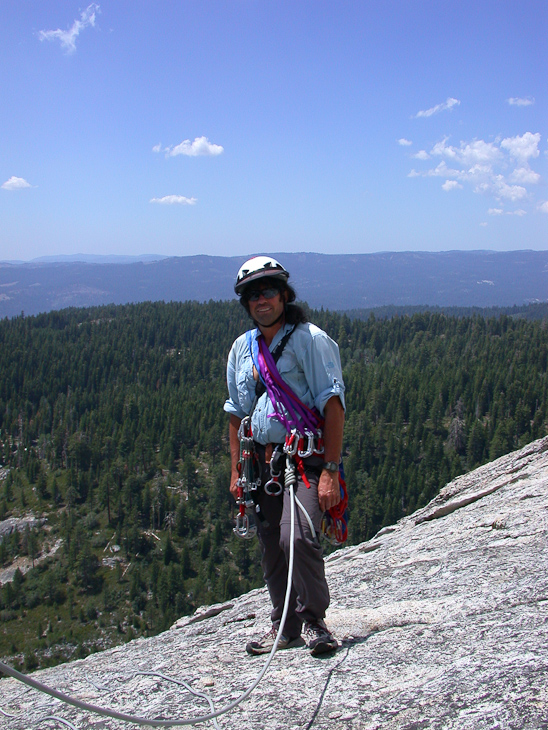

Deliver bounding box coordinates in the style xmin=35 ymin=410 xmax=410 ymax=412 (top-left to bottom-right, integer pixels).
xmin=232 ymin=326 xmax=297 ymax=538
xmin=254 ymin=330 xmax=349 ymax=545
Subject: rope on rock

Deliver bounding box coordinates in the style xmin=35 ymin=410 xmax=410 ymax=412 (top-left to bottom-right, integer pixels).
xmin=0 ymin=483 xmax=297 ymax=728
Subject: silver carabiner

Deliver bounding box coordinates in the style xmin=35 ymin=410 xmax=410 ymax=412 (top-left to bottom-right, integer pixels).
xmin=240 ymin=468 xmax=261 ymax=492
xmin=238 ymin=415 xmax=251 ymax=440
xmin=233 ymin=512 xmax=257 ymax=539
xmin=284 ymin=429 xmax=300 ymax=456
xmin=313 ymin=428 xmax=325 ymax=455
xmin=298 ymin=429 xmax=316 ymax=458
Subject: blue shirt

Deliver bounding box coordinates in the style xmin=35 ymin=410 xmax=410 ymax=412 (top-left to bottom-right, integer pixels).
xmin=224 ymin=321 xmax=345 ymax=445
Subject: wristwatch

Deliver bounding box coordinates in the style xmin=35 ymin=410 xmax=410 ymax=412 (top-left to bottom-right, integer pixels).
xmin=321 ymin=461 xmax=339 ymax=473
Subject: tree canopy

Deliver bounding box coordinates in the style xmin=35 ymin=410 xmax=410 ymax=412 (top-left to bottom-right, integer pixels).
xmin=0 ymin=301 xmax=546 ymax=670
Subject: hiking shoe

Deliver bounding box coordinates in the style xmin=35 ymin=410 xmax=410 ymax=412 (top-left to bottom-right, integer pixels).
xmin=246 ymin=626 xmax=304 ymax=655
xmin=303 ymin=620 xmax=338 ymax=656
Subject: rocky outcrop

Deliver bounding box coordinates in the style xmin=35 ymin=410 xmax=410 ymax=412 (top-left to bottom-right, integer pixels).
xmin=0 ymin=514 xmax=45 ymax=543
xmin=0 ymin=514 xmax=60 ymax=586
xmin=1 ymin=438 xmax=547 ymax=729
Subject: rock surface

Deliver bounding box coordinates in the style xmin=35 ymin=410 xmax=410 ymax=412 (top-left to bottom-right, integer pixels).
xmin=0 ymin=514 xmax=58 ymax=585
xmin=1 ymin=438 xmax=547 ymax=730
xmin=0 ymin=514 xmax=45 ymax=543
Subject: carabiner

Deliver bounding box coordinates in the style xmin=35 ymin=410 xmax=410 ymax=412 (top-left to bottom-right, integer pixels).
xmin=238 ymin=416 xmax=252 ymax=440
xmin=314 ymin=429 xmax=325 ymax=455
xmin=233 ymin=511 xmax=257 ymax=539
xmin=298 ymin=429 xmax=316 ymax=458
xmin=284 ymin=429 xmax=299 ymax=456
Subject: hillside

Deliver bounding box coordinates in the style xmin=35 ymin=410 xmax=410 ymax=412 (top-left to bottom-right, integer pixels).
xmin=1 ymin=301 xmax=547 ymax=674
xmin=1 ymin=437 xmax=547 ymax=729
xmin=1 ymin=250 xmax=548 ymax=317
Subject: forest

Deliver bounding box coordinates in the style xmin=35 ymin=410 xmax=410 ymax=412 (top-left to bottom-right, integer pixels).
xmin=0 ymin=300 xmax=547 ymax=670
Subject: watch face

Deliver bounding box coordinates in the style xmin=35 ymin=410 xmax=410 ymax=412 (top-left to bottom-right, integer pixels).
xmin=323 ymin=461 xmax=339 ymax=472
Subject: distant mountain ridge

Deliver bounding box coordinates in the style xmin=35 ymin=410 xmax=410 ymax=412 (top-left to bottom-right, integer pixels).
xmin=32 ymin=254 xmax=168 ymax=264
xmin=0 ymin=250 xmax=547 ymax=318
xmin=1 ymin=254 xmax=168 ymax=265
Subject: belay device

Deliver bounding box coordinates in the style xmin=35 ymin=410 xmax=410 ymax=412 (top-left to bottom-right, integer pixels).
xmin=233 ymin=416 xmax=261 ymax=539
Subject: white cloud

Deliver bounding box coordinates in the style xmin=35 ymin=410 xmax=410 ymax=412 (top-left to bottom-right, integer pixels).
xmin=2 ymin=176 xmax=32 ymax=190
xmin=415 ymin=97 xmax=460 ymax=118
xmin=507 ymin=97 xmax=535 ymax=107
xmin=509 ymin=167 xmax=540 ymax=185
xmin=475 ymin=176 xmax=527 ymax=202
xmin=38 ymin=4 xmax=100 ymax=54
xmin=155 ymin=136 xmax=224 ymax=158
xmin=489 ymin=207 xmax=527 ymax=217
xmin=539 ymin=201 xmax=548 ymax=214
xmin=398 ymin=138 xmax=412 ymax=146
xmin=442 ymin=180 xmax=462 ymax=192
xmin=422 ymin=161 xmax=462 ymax=179
xmin=150 ymin=195 xmax=197 ymax=205
xmin=431 ymin=137 xmax=502 ymax=167
xmin=406 ymin=130 xmax=543 ymax=209
xmin=500 ymin=132 xmax=540 ymax=162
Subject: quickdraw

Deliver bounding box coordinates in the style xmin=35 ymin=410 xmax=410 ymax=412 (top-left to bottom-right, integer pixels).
xmin=283 ymin=428 xmax=325 ymax=490
xmin=283 ymin=431 xmax=348 ymax=544
xmin=233 ymin=417 xmax=261 ymax=539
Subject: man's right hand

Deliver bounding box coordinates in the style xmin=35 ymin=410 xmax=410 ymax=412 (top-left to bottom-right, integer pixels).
xmin=230 ymin=471 xmax=240 ymax=500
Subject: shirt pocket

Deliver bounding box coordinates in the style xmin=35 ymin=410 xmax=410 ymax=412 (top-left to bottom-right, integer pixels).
xmin=236 ymin=353 xmax=256 ymax=412
xmin=277 ymin=349 xmax=309 ymax=401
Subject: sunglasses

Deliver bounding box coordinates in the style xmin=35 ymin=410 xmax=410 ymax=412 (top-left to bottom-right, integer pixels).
xmin=246 ymin=287 xmax=280 ymax=302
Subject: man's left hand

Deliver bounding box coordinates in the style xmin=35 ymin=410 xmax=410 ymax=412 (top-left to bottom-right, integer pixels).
xmin=318 ymin=469 xmax=341 ymax=512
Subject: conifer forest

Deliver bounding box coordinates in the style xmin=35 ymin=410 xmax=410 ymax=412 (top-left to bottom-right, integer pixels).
xmin=1 ymin=300 xmax=547 ymax=670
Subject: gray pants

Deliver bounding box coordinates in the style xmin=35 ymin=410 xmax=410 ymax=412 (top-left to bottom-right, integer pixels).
xmin=254 ymin=444 xmax=330 ymax=638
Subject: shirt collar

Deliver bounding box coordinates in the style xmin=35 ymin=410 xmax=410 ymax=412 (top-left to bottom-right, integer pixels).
xmin=252 ymin=321 xmax=292 ymax=349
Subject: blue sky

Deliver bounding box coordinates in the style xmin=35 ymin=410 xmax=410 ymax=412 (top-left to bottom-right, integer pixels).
xmin=1 ymin=1 xmax=546 ymax=260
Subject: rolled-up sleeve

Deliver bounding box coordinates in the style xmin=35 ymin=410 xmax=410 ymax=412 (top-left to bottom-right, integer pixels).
xmin=302 ymin=329 xmax=346 ymax=416
xmin=224 ymin=341 xmax=247 ymax=419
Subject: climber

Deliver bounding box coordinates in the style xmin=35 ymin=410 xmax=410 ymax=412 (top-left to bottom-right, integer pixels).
xmin=224 ymin=255 xmax=346 ymax=656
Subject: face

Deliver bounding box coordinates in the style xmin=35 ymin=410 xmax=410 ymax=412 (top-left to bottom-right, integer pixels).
xmin=246 ymin=284 xmax=286 ymax=329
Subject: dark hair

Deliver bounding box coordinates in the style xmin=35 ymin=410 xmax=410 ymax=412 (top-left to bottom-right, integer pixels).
xmin=240 ymin=279 xmax=308 ymax=324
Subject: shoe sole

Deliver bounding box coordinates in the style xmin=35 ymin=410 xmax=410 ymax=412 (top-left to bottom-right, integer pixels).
xmin=309 ymin=640 xmax=338 ymax=657
xmin=246 ymin=636 xmax=305 ymax=655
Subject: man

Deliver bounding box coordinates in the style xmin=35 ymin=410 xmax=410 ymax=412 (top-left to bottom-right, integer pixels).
xmin=224 ymin=255 xmax=345 ymax=656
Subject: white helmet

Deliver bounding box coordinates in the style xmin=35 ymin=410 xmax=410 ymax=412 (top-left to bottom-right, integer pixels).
xmin=234 ymin=256 xmax=290 ymax=295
